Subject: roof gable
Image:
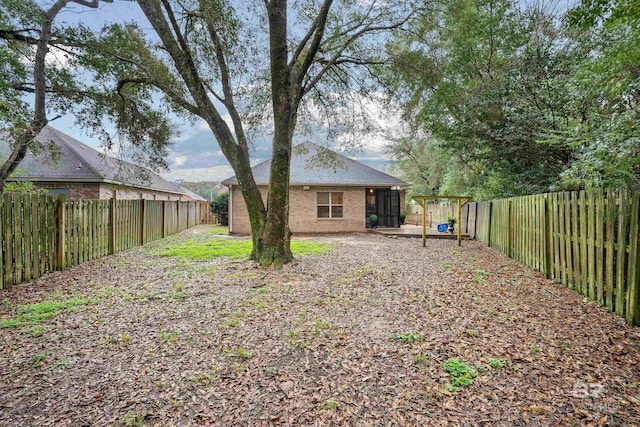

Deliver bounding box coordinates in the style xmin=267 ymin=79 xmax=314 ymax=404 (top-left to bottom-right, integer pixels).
xmin=1 ymin=126 xmax=185 ymax=195
xmin=222 ymin=142 xmax=408 ymax=187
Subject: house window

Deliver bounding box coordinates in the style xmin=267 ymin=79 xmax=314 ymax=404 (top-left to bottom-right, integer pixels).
xmin=317 ymin=192 xmax=343 ymax=218
xmin=45 ymin=188 xmax=69 ymax=198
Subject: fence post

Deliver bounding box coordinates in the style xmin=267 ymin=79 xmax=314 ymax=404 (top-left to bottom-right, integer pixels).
xmin=507 ymin=200 xmax=513 ymax=258
xmin=162 ymin=200 xmax=166 ymax=238
xmin=109 ymin=197 xmax=117 ymax=254
xmin=140 ymin=199 xmax=146 ymax=246
xmin=472 ymin=202 xmax=478 ymax=239
xmin=56 ymin=195 xmax=66 ymax=270
xmin=487 ymin=201 xmax=493 ymax=247
xmin=543 ymin=194 xmax=551 ymax=278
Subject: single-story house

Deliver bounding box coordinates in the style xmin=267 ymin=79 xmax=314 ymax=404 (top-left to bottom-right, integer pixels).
xmin=222 ymin=142 xmax=409 ymax=234
xmin=1 ymin=126 xmax=191 ymax=200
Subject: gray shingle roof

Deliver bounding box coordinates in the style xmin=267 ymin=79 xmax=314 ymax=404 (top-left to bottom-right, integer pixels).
xmin=1 ymin=126 xmax=186 ymax=195
xmin=222 ymin=142 xmax=408 ymax=187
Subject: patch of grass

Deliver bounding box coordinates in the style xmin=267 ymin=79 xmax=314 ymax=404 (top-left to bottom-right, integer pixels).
xmin=488 ymin=358 xmax=505 ymax=368
xmin=414 ymin=352 xmax=429 ymax=366
xmin=30 ymin=353 xmax=48 ymax=368
xmin=390 ymin=331 xmax=423 ymax=344
xmin=0 ymin=297 xmax=93 ymax=329
xmin=122 ymin=411 xmax=146 ymax=427
xmin=207 ymin=225 xmax=229 ymax=235
xmin=190 ymin=372 xmax=218 ymax=385
xmin=102 ymin=336 xmax=119 ymax=346
xmin=162 ymin=239 xmax=331 ymax=260
xmin=51 ymin=355 xmax=79 ymax=371
xmin=442 ymin=358 xmax=477 ymax=391
xmin=227 ymin=346 xmax=253 ymax=360
xmin=168 ymin=291 xmax=188 ymax=300
xmin=314 ymin=319 xmax=331 ymax=330
xmin=22 ymin=324 xmax=46 ymax=337
xmin=320 ymin=399 xmax=338 ymax=411
xmin=158 ymin=329 xmax=178 ymax=344
xmin=222 ymin=311 xmax=243 ymax=328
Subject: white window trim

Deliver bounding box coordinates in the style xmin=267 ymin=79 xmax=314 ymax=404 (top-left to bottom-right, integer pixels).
xmin=317 ymin=191 xmax=344 ymax=219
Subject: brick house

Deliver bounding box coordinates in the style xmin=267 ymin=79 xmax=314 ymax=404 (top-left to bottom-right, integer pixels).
xmin=1 ymin=126 xmax=190 ymax=200
xmin=222 ymin=142 xmax=409 ymax=234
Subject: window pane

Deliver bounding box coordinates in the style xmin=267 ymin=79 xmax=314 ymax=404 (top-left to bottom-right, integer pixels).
xmin=331 ymin=192 xmax=343 ymax=204
xmin=317 ymin=192 xmax=329 ymax=204
xmin=317 ymin=206 xmax=330 ymax=218
xmin=331 ymin=206 xmax=343 ymax=218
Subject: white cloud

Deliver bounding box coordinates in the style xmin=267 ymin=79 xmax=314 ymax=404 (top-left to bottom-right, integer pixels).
xmin=161 ymin=165 xmax=235 ymax=182
xmin=174 ymin=155 xmax=187 ymax=166
xmin=197 ymin=114 xmax=234 ymax=132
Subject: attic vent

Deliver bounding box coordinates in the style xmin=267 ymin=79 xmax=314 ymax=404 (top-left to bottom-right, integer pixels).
xmin=77 ymin=163 xmax=82 ymax=169
xmin=79 ymin=145 xmax=85 ymax=149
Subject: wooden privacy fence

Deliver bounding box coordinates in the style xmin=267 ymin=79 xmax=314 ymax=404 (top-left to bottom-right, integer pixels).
xmin=1 ymin=195 xmax=207 ymax=289
xmin=443 ymin=189 xmax=639 ymax=325
xmin=200 ymin=201 xmax=217 ymax=224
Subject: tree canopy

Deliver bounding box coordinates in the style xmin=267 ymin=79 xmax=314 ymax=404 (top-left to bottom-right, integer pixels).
xmin=0 ymin=0 xmax=174 ymax=191
xmin=384 ymin=0 xmax=639 ymax=200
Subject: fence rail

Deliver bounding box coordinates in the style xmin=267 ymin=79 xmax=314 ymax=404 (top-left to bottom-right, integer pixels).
xmin=0 ymin=196 xmax=210 ymax=290
xmin=433 ymin=190 xmax=639 ymax=325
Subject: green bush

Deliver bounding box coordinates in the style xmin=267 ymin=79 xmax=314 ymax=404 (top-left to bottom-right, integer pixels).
xmin=210 ymin=193 xmax=228 ymax=216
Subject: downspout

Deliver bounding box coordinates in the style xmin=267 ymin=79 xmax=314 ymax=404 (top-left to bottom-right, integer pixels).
xmin=228 ymin=184 xmax=233 ymax=233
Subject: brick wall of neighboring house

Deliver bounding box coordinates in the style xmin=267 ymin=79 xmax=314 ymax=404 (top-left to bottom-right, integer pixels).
xmin=230 ymin=185 xmax=368 ymax=235
xmin=99 ymin=184 xmax=183 ymax=201
xmin=34 ymin=182 xmax=101 ymax=199
xmin=27 ymin=181 xmax=182 ymax=200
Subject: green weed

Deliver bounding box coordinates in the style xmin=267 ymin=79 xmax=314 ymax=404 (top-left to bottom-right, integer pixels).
xmin=123 ymin=411 xmax=146 ymax=427
xmin=51 ymin=355 xmax=79 ymax=371
xmin=23 ymin=325 xmax=45 ymax=337
xmin=488 ymin=358 xmax=505 ymax=368
xmin=190 ymin=372 xmax=218 ymax=385
xmin=158 ymin=330 xmax=178 ymax=343
xmin=227 ymin=347 xmax=253 ymax=360
xmin=314 ymin=319 xmax=331 ymax=330
xmin=442 ymin=358 xmax=477 ymax=391
xmin=169 ymin=291 xmax=188 ymax=300
xmin=414 ymin=352 xmax=429 ymax=366
xmin=390 ymin=331 xmax=423 ymax=344
xmin=30 ymin=353 xmax=48 ymax=368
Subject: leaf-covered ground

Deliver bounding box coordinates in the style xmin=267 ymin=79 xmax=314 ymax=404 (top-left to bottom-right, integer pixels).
xmin=1 ymin=225 xmax=639 ymax=426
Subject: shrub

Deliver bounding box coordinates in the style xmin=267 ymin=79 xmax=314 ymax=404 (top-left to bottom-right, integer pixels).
xmin=210 ymin=193 xmax=229 ymax=216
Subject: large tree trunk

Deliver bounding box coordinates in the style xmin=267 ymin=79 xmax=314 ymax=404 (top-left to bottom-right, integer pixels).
xmin=255 ymin=0 xmax=294 ymax=268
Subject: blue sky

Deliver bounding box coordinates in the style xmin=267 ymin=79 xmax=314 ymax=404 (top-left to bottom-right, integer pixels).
xmin=46 ymin=1 xmax=399 ymax=183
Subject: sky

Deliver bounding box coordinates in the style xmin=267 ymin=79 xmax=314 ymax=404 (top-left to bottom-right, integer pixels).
xmin=44 ymin=0 xmax=403 ymax=183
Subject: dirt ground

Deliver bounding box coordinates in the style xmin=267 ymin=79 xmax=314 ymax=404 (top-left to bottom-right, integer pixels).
xmin=1 ymin=225 xmax=639 ymax=426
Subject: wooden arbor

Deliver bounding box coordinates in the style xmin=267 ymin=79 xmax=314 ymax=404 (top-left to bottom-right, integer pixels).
xmin=411 ymin=195 xmax=473 ymax=247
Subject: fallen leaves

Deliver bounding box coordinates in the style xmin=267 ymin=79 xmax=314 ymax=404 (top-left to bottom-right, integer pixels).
xmin=0 ymin=227 xmax=638 ymax=426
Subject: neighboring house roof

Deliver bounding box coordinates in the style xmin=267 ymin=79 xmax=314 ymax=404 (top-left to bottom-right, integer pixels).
xmin=222 ymin=142 xmax=409 ymax=187
xmin=0 ymin=126 xmax=187 ymax=196
xmin=175 ymin=183 xmax=207 ymax=201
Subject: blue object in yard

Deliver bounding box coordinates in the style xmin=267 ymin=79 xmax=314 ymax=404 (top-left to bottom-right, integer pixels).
xmin=437 ymin=223 xmax=449 ymax=233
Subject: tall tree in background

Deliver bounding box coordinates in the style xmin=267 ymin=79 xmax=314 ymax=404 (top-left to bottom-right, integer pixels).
xmin=0 ymin=0 xmax=173 ymax=192
xmin=384 ymin=0 xmax=580 ymax=199
xmin=555 ymin=0 xmax=640 ymax=189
